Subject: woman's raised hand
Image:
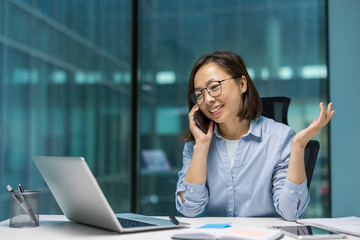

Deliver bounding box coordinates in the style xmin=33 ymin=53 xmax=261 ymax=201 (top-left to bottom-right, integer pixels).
xmin=293 ymin=102 xmax=335 ymax=148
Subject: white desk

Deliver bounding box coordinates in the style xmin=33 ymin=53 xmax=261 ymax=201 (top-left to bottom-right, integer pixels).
xmin=1 ymin=215 xmax=359 ymax=239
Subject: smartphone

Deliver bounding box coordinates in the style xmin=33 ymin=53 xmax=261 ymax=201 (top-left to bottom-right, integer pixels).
xmin=194 ymin=112 xmax=207 ymax=134
xmin=270 ymin=225 xmax=347 ymax=239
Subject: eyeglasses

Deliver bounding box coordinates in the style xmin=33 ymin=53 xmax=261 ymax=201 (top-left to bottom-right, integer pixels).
xmin=190 ymin=76 xmax=242 ymax=105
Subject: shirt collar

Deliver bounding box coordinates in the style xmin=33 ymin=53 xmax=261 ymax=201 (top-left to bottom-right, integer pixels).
xmin=213 ymin=124 xmax=222 ymax=138
xmin=248 ymin=117 xmax=262 ymax=138
xmin=213 ymin=116 xmax=262 ymax=139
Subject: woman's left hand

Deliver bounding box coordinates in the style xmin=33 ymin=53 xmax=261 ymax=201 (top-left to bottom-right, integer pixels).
xmin=293 ymin=102 xmax=335 ymax=149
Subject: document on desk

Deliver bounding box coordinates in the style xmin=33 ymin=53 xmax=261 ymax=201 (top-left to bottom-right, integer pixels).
xmin=296 ymin=216 xmax=360 ymax=237
xmin=172 ymin=227 xmax=283 ymax=240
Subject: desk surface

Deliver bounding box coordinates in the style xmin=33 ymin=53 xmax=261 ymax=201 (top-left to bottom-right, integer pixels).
xmin=1 ymin=215 xmax=359 ymax=240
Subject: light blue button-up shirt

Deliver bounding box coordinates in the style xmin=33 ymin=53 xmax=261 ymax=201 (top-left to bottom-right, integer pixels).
xmin=175 ymin=116 xmax=310 ymax=221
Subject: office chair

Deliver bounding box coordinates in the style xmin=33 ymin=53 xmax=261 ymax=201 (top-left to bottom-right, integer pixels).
xmin=261 ymin=97 xmax=320 ymax=188
xmin=304 ymin=140 xmax=320 ymax=188
xmin=261 ymin=97 xmax=291 ymax=125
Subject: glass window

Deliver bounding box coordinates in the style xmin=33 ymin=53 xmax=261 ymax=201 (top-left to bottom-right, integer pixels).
xmin=138 ymin=0 xmax=329 ymax=217
xmin=30 ymin=59 xmax=63 ymax=214
xmin=86 ymin=0 xmax=100 ymax=46
xmin=33 ymin=18 xmax=54 ymax=56
xmin=0 ymin=0 xmax=3 ymax=36
xmin=0 ymin=0 xmax=131 ymax=221
xmin=55 ymin=0 xmax=72 ymax=29
xmin=116 ymin=4 xmax=131 ymax=61
xmin=3 ymin=47 xmax=31 ymax=187
xmin=8 ymin=2 xmax=31 ymax=47
xmin=0 ymin=43 xmax=3 ymax=150
xmin=55 ymin=32 xmax=75 ymax=65
xmin=34 ymin=0 xmax=54 ymax=19
xmin=0 ymin=44 xmax=6 ymax=218
xmin=18 ymin=0 xmax=32 ymax=6
xmin=0 ymin=0 xmax=329 ymax=222
xmin=73 ymin=0 xmax=87 ymax=38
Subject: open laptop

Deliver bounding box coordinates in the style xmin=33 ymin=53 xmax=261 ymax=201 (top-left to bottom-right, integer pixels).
xmin=33 ymin=156 xmax=188 ymax=233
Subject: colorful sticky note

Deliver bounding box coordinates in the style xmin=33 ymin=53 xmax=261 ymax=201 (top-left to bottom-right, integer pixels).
xmin=197 ymin=223 xmax=232 ymax=229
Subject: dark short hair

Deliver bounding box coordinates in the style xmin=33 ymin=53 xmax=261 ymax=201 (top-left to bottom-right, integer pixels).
xmin=184 ymin=50 xmax=262 ymax=142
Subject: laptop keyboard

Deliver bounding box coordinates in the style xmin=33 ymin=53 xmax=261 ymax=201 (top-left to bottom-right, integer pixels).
xmin=117 ymin=217 xmax=156 ymax=228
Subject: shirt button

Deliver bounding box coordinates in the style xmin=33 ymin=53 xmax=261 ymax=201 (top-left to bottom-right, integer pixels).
xmin=299 ymin=191 xmax=302 ymax=195
xmin=290 ymin=190 xmax=295 ymax=194
xmin=189 ymin=189 xmax=194 ymax=193
xmin=229 ymin=186 xmax=233 ymax=190
xmin=229 ymin=208 xmax=233 ymax=212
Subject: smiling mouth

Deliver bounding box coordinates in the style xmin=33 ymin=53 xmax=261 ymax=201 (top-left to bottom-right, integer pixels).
xmin=209 ymin=106 xmax=222 ymax=113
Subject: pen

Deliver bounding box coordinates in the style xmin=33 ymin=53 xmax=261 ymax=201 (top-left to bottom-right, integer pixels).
xmin=18 ymin=184 xmax=39 ymax=225
xmin=6 ymin=185 xmax=37 ymax=224
xmin=169 ymin=215 xmax=179 ymax=225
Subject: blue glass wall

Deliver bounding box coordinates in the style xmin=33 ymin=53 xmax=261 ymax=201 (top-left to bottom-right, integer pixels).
xmin=138 ymin=0 xmax=329 ymax=217
xmin=0 ymin=0 xmax=132 ymax=220
xmin=1 ymin=0 xmax=329 ymax=221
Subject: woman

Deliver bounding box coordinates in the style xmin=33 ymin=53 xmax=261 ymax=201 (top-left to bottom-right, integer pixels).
xmin=175 ymin=50 xmax=335 ymax=221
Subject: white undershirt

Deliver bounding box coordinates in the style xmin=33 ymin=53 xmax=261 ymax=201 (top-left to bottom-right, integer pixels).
xmin=224 ymin=138 xmax=240 ymax=169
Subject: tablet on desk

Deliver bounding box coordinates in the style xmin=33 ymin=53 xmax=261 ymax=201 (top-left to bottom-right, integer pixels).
xmin=270 ymin=225 xmax=347 ymax=239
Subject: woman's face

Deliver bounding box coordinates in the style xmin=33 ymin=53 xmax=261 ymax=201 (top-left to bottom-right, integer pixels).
xmin=193 ymin=62 xmax=247 ymax=124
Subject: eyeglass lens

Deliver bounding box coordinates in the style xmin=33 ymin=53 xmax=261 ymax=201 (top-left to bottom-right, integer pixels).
xmin=192 ymin=81 xmax=222 ymax=104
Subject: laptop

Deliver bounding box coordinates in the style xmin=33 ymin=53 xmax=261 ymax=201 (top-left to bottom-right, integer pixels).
xmin=33 ymin=156 xmax=188 ymax=233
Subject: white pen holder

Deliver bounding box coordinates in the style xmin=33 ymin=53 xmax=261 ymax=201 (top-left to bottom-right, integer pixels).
xmin=9 ymin=190 xmax=40 ymax=228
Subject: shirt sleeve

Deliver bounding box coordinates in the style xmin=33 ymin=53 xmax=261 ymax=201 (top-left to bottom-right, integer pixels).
xmin=272 ymin=127 xmax=310 ymax=221
xmin=175 ymin=141 xmax=209 ymax=217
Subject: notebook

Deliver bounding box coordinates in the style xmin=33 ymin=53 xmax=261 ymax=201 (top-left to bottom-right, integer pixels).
xmin=33 ymin=156 xmax=188 ymax=233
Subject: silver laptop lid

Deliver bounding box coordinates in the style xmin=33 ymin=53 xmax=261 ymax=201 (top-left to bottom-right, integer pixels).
xmin=33 ymin=156 xmax=123 ymax=232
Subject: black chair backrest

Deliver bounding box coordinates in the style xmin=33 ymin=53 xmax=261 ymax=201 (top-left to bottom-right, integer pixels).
xmin=261 ymin=97 xmax=290 ymax=125
xmin=304 ymin=140 xmax=320 ymax=188
xmin=261 ymin=97 xmax=319 ymax=188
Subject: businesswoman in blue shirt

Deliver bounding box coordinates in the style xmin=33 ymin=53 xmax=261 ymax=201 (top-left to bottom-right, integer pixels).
xmin=175 ymin=50 xmax=335 ymax=221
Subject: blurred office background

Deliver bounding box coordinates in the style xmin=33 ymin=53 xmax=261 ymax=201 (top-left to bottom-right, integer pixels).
xmin=0 ymin=0 xmax=335 ymax=220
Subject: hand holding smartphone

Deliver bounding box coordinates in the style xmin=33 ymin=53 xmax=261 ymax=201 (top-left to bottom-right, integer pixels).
xmin=194 ymin=112 xmax=207 ymax=134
